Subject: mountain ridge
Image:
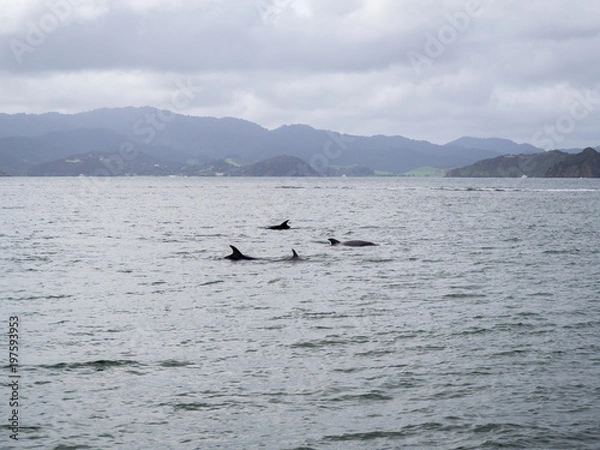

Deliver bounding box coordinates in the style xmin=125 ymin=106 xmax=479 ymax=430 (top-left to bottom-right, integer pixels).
xmin=0 ymin=107 xmax=594 ymax=176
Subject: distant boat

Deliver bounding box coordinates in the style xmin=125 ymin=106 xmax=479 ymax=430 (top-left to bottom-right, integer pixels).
xmin=521 ymin=174 xmax=528 ymax=179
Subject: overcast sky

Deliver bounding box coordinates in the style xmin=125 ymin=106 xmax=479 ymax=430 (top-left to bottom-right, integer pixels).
xmin=1 ymin=0 xmax=599 ymax=149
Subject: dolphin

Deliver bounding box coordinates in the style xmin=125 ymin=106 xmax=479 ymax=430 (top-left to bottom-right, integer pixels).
xmin=224 ymin=245 xmax=256 ymax=260
xmin=267 ymin=220 xmax=290 ymax=230
xmin=328 ymin=238 xmax=377 ymax=247
xmin=289 ymin=249 xmax=301 ymax=261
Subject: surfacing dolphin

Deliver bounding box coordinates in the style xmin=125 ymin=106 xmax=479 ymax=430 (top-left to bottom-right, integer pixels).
xmin=224 ymin=245 xmax=256 ymax=260
xmin=267 ymin=220 xmax=290 ymax=230
xmin=225 ymin=246 xmax=300 ymax=261
xmin=328 ymin=238 xmax=377 ymax=247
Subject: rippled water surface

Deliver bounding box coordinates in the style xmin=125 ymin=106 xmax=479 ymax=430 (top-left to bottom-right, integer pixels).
xmin=2 ymin=177 xmax=600 ymax=449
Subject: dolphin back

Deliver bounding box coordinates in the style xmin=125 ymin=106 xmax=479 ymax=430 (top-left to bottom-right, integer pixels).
xmin=344 ymin=240 xmax=377 ymax=247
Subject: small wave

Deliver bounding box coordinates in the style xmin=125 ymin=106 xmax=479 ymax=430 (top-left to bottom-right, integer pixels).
xmin=8 ymin=294 xmax=73 ymax=301
xmin=159 ymin=360 xmax=195 ymax=368
xmin=39 ymin=359 xmax=141 ymax=371
xmin=443 ymin=292 xmax=482 ymax=299
xmin=198 ymin=280 xmax=224 ymax=286
xmin=563 ymin=320 xmax=600 ymax=330
xmin=10 ymin=254 xmax=51 ymax=263
xmin=326 ymin=421 xmax=464 ymax=442
xmin=324 ymin=430 xmax=408 ymax=442
xmin=354 ymin=348 xmax=395 ymax=358
xmin=543 ymin=248 xmax=580 ymax=255
xmin=50 ymin=444 xmax=93 ymax=449
xmin=290 ymin=338 xmax=348 ymax=349
xmin=173 ymin=402 xmax=229 ymax=411
xmin=491 ymin=348 xmax=531 ymax=357
xmin=457 ymin=327 xmax=489 ymax=335
xmin=0 ymin=424 xmax=44 ymax=433
xmin=472 ymin=422 xmax=527 ymax=433
xmin=302 ymin=311 xmax=347 ymax=319
xmin=438 ymin=186 xmax=514 ymax=193
xmin=539 ymin=188 xmax=598 ymax=192
xmin=326 ymin=391 xmax=393 ymax=402
xmin=363 ymin=258 xmax=395 ymax=263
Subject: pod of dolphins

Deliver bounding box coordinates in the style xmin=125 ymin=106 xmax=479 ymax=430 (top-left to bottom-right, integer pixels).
xmin=224 ymin=220 xmax=377 ymax=261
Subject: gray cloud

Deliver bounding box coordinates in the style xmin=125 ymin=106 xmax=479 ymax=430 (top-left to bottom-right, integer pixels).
xmin=1 ymin=0 xmax=599 ymax=148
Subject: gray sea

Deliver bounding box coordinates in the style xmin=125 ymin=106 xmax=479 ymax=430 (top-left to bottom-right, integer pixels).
xmin=2 ymin=176 xmax=600 ymax=449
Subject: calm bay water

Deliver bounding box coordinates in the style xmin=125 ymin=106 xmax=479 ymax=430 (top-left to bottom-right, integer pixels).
xmin=1 ymin=176 xmax=600 ymax=449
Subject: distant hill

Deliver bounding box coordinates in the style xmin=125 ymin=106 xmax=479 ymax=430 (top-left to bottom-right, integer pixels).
xmin=234 ymin=155 xmax=319 ymax=176
xmin=26 ymin=152 xmax=184 ymax=176
xmin=0 ymin=107 xmax=553 ymax=176
xmin=446 ymin=148 xmax=600 ymax=177
xmin=0 ymin=128 xmax=193 ymax=175
xmin=23 ymin=151 xmax=322 ymax=177
xmin=0 ymin=135 xmax=67 ymax=175
xmin=445 ymin=137 xmax=542 ymax=155
xmin=545 ymin=147 xmax=600 ymax=177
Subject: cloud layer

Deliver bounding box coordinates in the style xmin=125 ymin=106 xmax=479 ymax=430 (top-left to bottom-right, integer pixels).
xmin=1 ymin=0 xmax=599 ymax=148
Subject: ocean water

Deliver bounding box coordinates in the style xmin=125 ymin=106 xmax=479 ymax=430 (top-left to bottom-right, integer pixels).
xmin=1 ymin=176 xmax=599 ymax=449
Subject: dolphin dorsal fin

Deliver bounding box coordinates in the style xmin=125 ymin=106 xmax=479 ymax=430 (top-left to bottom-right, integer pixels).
xmin=291 ymin=249 xmax=299 ymax=258
xmin=229 ymin=245 xmax=243 ymax=256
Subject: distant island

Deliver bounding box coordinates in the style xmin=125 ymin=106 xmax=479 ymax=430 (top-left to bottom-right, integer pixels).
xmin=446 ymin=147 xmax=600 ymax=178
xmin=0 ymin=107 xmax=598 ymax=177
